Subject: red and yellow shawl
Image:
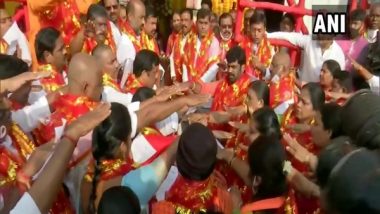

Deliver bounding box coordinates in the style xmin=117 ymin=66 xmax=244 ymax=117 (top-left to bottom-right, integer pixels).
xmin=141 ymin=31 xmax=160 ymax=54
xmin=82 ymin=22 xmax=116 ymax=54
xmin=38 ymin=64 xmax=66 ymax=93
xmin=118 ymin=20 xmax=142 ymax=52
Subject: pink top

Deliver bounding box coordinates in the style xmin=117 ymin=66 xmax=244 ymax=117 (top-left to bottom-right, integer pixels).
xmin=336 ymin=37 xmax=368 ymax=71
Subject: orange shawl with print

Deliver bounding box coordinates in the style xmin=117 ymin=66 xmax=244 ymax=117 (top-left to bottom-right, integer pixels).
xmin=269 ymin=73 xmax=297 ymax=110
xmin=118 ymin=19 xmax=142 ymax=52
xmin=166 ymin=32 xmax=179 ymax=56
xmin=141 ymin=31 xmax=160 ymax=54
xmin=240 ymin=35 xmax=273 ymax=80
xmin=82 ymin=22 xmax=116 ymax=54
xmin=165 ymin=173 xmax=232 ymax=214
xmin=182 ymin=31 xmax=219 ymax=81
xmin=103 ymin=73 xmax=122 ymax=92
xmin=124 ymin=74 xmax=143 ymax=94
xmin=38 ymin=0 xmax=81 ymax=45
xmin=38 ymin=64 xmax=66 ymax=93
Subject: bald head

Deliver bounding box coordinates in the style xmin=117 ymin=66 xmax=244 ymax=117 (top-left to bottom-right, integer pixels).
xmin=92 ymin=44 xmax=113 ymax=58
xmin=92 ymin=44 xmax=119 ymax=77
xmin=270 ymin=52 xmax=291 ymax=78
xmin=126 ymin=0 xmax=146 ymax=34
xmin=68 ymin=53 xmax=103 ymax=101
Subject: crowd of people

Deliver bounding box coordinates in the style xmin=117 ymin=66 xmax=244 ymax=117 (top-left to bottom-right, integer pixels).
xmin=1 ymin=0 xmax=380 ymax=213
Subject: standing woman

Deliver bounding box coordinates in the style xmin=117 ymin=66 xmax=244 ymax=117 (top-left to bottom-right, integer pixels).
xmin=281 ymin=82 xmax=325 ymax=214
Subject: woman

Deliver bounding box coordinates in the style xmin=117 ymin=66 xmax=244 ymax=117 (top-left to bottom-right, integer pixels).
xmin=225 ymin=135 xmax=298 ymax=214
xmin=282 ymin=82 xmax=325 ymax=214
xmin=80 ymin=103 xmax=177 ymax=213
xmin=320 ymin=60 xmax=341 ymax=93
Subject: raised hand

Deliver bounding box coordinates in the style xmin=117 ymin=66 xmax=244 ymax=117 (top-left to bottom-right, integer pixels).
xmin=283 ymin=133 xmax=312 ymax=164
xmin=210 ymin=111 xmax=231 ymax=124
xmin=2 ymin=71 xmax=51 ymax=93
xmin=64 ymin=103 xmax=111 ymax=141
xmin=225 ymin=105 xmax=247 ymax=117
xmin=229 ymin=121 xmax=249 ymax=134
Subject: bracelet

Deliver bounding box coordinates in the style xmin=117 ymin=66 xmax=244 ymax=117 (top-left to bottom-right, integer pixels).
xmin=62 ymin=134 xmax=78 ymax=146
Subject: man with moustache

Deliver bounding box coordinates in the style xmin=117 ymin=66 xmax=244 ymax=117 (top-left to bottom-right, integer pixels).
xmin=166 ymin=11 xmax=182 ymax=56
xmin=100 ymin=0 xmax=123 ymax=46
xmin=336 ymin=9 xmax=369 ymax=72
xmin=365 ymin=3 xmax=380 ymax=43
xmin=70 ymin=4 xmax=117 ymax=54
xmin=218 ymin=13 xmax=235 ymax=61
xmin=117 ymin=0 xmax=146 ymax=87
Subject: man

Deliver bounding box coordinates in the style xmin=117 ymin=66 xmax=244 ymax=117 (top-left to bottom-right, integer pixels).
xmin=30 ymin=27 xmax=68 ymax=104
xmin=182 ymin=8 xmax=220 ymax=83
xmin=70 ymin=4 xmax=117 ymax=55
xmin=267 ymin=25 xmax=345 ymax=83
xmin=141 ymin=6 xmax=160 ymax=54
xmin=100 ymin=0 xmax=123 ymax=46
xmin=154 ymin=123 xmax=233 ymax=213
xmin=243 ymin=8 xmax=255 ymax=36
xmin=26 ymin=0 xmax=89 ymax=69
xmin=240 ymin=11 xmax=275 ymax=80
xmin=218 ymin=13 xmax=235 ymax=61
xmin=336 ymin=9 xmax=368 ymax=71
xmin=124 ymin=50 xmax=160 ymax=94
xmin=201 ymin=0 xmax=212 ymax=10
xmin=166 ymin=11 xmax=182 ymax=56
xmin=117 ymin=0 xmax=146 ymax=87
xmin=0 ymin=9 xmax=31 ymax=65
xmin=268 ymin=52 xmax=296 ymax=118
xmin=170 ymin=8 xmax=195 ymax=82
xmin=365 ymin=3 xmax=380 ymax=43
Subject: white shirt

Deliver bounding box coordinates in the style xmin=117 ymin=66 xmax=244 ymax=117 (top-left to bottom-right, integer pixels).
xmin=28 ymin=72 xmax=68 ymax=105
xmin=109 ymin=21 xmax=122 ymax=47
xmin=367 ymin=75 xmax=380 ymax=95
xmin=182 ymin=36 xmax=220 ymax=83
xmin=3 ymin=22 xmax=32 ymax=66
xmin=366 ymin=29 xmax=378 ymax=43
xmin=155 ymin=112 xmax=179 ymax=136
xmin=101 ymin=86 xmax=139 ymax=137
xmin=12 ymin=96 xmax=51 ymax=133
xmin=11 ymin=193 xmax=40 ymax=214
xmin=117 ymin=34 xmax=137 ymax=87
xmin=267 ymin=32 xmax=346 ymax=83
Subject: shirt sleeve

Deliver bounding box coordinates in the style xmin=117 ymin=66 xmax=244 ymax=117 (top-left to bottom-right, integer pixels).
xmin=200 ymin=37 xmax=221 ymax=83
xmin=121 ymin=157 xmax=167 ymax=206
xmin=10 ymin=193 xmax=41 ymax=214
xmin=110 ymin=21 xmax=122 ymax=47
xmin=116 ymin=35 xmax=136 ymax=64
xmin=102 ymin=86 xmax=134 ymax=106
xmin=12 ymin=96 xmax=51 ymax=133
xmin=267 ymin=32 xmax=310 ymax=49
xmin=3 ymin=23 xmax=32 ymax=66
xmin=367 ymin=75 xmax=380 ymax=95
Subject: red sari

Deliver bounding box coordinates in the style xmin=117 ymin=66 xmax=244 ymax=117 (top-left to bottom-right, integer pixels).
xmin=281 ymin=106 xmax=320 ymax=214
xmin=164 ymin=173 xmax=233 ymax=214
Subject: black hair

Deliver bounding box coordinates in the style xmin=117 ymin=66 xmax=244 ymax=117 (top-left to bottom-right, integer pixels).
xmin=201 ymin=0 xmax=212 ymax=10
xmin=226 ymin=46 xmax=246 ymax=66
xmin=323 ymin=59 xmax=341 ymax=76
xmin=35 ymin=27 xmax=61 ymax=63
xmin=87 ymin=4 xmax=109 ymax=21
xmin=281 ymin=13 xmax=295 ymax=26
xmin=145 ymin=5 xmax=157 ymax=20
xmin=89 ymin=102 xmax=132 ymax=213
xmin=316 ymin=136 xmax=352 ymax=188
xmin=131 ymin=87 xmax=156 ymax=102
xmin=98 ymin=186 xmax=141 ymax=214
xmin=181 ymin=8 xmax=193 ymax=20
xmin=248 ymin=80 xmax=270 ymax=106
xmin=249 ymin=9 xmax=266 ymax=26
xmin=219 ymin=12 xmax=233 ymax=25
xmin=133 ymin=49 xmax=159 ymax=77
xmin=320 ymin=103 xmax=343 ymax=139
xmin=301 ymin=82 xmax=325 ymax=111
xmin=248 ymin=135 xmax=287 ymax=200
xmin=197 ymin=8 xmax=211 ymax=21
xmin=326 ymin=149 xmax=380 ymax=214
xmin=350 ymin=9 xmax=366 ymax=22
xmin=251 ymin=107 xmax=282 ymax=140
xmin=0 ymin=54 xmax=29 ymax=80
xmin=333 ymin=70 xmax=353 ymax=93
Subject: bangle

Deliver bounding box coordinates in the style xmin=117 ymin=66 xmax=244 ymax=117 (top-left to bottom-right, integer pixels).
xmin=62 ymin=134 xmax=78 ymax=146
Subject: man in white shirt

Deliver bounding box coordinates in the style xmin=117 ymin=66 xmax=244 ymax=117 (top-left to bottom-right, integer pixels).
xmin=116 ymin=0 xmax=146 ymax=87
xmin=100 ymin=0 xmax=122 ymax=46
xmin=267 ymin=32 xmax=345 ymax=83
xmin=366 ymin=3 xmax=380 ymax=43
xmin=0 ymin=9 xmax=31 ymax=66
xmin=182 ymin=8 xmax=220 ymax=83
